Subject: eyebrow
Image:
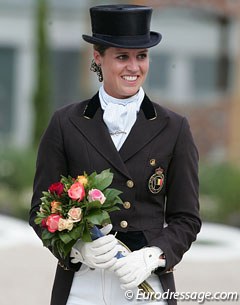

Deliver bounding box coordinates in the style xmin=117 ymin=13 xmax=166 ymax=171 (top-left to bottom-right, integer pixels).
xmin=114 ymin=49 xmax=148 ymax=54
xmin=137 ymin=49 xmax=148 ymax=53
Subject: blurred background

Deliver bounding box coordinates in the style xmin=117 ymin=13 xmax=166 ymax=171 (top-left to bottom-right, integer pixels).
xmin=0 ymin=0 xmax=240 ymax=304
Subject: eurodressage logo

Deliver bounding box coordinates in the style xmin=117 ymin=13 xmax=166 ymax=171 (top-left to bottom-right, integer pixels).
xmin=148 ymin=167 xmax=164 ymax=194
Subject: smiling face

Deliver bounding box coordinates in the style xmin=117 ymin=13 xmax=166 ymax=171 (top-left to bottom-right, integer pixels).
xmin=93 ymin=47 xmax=149 ymax=99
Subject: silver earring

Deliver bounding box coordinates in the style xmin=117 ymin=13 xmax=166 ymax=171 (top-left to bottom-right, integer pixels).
xmin=90 ymin=59 xmax=103 ymax=82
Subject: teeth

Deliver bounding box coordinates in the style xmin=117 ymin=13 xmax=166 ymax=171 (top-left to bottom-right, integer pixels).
xmin=122 ymin=76 xmax=137 ymax=81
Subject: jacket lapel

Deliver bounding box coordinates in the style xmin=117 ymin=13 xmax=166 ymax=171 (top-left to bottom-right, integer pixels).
xmin=69 ymin=95 xmax=132 ymax=179
xmin=119 ymin=96 xmax=169 ymax=162
xmin=69 ymin=94 xmax=169 ymax=177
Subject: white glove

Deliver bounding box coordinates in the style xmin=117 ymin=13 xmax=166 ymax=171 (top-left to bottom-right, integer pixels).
xmin=70 ymin=224 xmax=119 ymax=269
xmin=114 ymin=247 xmax=166 ymax=289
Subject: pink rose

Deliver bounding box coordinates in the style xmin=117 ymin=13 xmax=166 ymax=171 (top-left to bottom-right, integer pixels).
xmin=46 ymin=214 xmax=62 ymax=233
xmin=48 ymin=182 xmax=64 ymax=196
xmin=68 ymin=182 xmax=85 ymax=201
xmin=88 ymin=189 xmax=106 ymax=204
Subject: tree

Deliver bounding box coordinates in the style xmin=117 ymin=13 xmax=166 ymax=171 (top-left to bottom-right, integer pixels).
xmin=33 ymin=0 xmax=51 ymax=147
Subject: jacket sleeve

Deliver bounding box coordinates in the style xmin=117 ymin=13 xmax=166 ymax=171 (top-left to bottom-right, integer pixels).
xmin=29 ymin=111 xmax=80 ymax=271
xmin=149 ymin=117 xmax=201 ymax=274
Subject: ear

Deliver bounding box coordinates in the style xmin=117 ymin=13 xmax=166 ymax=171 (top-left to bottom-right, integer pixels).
xmin=93 ymin=50 xmax=101 ymax=65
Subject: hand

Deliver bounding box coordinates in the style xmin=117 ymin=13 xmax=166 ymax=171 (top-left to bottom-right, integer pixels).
xmin=70 ymin=224 xmax=119 ymax=269
xmin=113 ymin=247 xmax=166 ymax=289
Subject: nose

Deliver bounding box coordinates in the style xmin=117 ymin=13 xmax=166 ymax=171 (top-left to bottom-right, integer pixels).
xmin=126 ymin=58 xmax=139 ymax=72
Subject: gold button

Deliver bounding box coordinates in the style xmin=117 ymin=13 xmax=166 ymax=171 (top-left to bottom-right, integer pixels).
xmin=123 ymin=201 xmax=131 ymax=209
xmin=150 ymin=159 xmax=156 ymax=166
xmin=126 ymin=180 xmax=134 ymax=188
xmin=120 ymin=220 xmax=128 ymax=228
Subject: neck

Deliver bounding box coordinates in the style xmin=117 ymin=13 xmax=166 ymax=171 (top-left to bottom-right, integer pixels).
xmin=103 ymin=86 xmax=139 ymax=100
xmin=100 ymin=85 xmax=143 ymax=106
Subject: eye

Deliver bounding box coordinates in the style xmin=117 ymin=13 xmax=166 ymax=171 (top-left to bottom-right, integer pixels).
xmin=116 ymin=54 xmax=128 ymax=61
xmin=137 ymin=53 xmax=148 ymax=60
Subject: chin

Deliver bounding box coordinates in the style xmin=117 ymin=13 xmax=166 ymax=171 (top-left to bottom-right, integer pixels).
xmin=122 ymin=87 xmax=140 ymax=97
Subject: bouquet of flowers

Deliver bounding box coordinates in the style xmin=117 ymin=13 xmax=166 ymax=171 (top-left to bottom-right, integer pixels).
xmin=35 ymin=168 xmax=155 ymax=295
xmin=34 ymin=169 xmax=123 ymax=259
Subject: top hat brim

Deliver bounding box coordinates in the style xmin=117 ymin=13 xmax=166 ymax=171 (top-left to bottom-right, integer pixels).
xmin=82 ymin=31 xmax=162 ymax=49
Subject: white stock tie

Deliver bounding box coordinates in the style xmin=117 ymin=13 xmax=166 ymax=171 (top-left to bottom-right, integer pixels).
xmin=99 ymin=86 xmax=144 ymax=151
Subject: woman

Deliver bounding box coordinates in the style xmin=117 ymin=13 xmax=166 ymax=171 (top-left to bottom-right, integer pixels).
xmin=29 ymin=4 xmax=201 ymax=305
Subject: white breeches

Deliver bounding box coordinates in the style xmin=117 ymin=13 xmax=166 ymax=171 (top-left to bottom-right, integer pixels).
xmin=66 ymin=264 xmax=167 ymax=305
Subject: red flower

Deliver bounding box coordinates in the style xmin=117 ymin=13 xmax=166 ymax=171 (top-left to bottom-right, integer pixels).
xmin=41 ymin=218 xmax=48 ymax=228
xmin=46 ymin=214 xmax=62 ymax=233
xmin=48 ymin=182 xmax=64 ymax=196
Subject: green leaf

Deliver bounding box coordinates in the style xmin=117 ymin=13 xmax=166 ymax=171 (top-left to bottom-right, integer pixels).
xmin=85 ymin=200 xmax=102 ymax=211
xmin=52 ymin=239 xmax=65 ymax=258
xmin=40 ymin=197 xmax=50 ymax=205
xmin=42 ymin=229 xmax=54 ymax=241
xmin=42 ymin=238 xmax=51 ymax=248
xmin=42 ymin=191 xmax=50 ymax=196
xmin=81 ymin=224 xmax=92 ymax=242
xmin=104 ymin=206 xmax=120 ymax=213
xmin=103 ymin=188 xmax=122 ymax=202
xmin=93 ymin=169 xmax=113 ymax=190
xmin=87 ymin=171 xmax=97 ymax=181
xmin=62 ymin=240 xmax=76 ymax=258
xmin=85 ymin=209 xmax=110 ymax=225
xmin=34 ymin=217 xmax=43 ymax=225
xmin=59 ymin=232 xmax=73 ymax=244
xmin=112 ymin=196 xmax=123 ymax=205
xmin=102 ymin=190 xmax=123 ymax=208
xmin=85 ymin=171 xmax=97 ymax=189
xmin=68 ymin=224 xmax=84 ymax=240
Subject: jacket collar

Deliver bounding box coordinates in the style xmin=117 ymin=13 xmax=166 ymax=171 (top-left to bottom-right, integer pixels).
xmin=83 ymin=92 xmax=157 ymax=120
xmin=70 ymin=93 xmax=169 ymax=178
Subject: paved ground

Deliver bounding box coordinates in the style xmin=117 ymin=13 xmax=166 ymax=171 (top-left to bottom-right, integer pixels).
xmin=0 ymin=216 xmax=239 ymax=305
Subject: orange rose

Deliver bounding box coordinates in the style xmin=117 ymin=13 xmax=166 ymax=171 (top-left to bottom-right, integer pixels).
xmin=51 ymin=201 xmax=61 ymax=213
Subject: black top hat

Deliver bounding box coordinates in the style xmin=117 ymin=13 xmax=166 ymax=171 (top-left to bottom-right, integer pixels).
xmin=82 ymin=5 xmax=162 ymax=49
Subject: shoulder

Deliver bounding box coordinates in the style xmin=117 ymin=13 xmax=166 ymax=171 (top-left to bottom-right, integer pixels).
xmin=42 ymin=98 xmax=92 ymax=134
xmin=54 ymin=99 xmax=89 ymax=118
xmin=53 ymin=92 xmax=100 ymax=121
xmin=148 ymin=98 xmax=194 ymax=143
xmin=150 ymin=99 xmax=188 ymax=132
xmin=152 ymin=100 xmax=185 ymax=122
